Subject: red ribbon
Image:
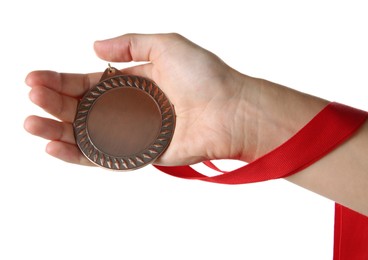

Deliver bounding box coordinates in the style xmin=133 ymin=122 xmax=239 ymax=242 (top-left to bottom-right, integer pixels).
xmin=154 ymin=102 xmax=368 ymax=259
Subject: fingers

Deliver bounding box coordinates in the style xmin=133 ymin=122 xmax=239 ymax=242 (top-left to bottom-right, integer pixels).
xmin=24 ymin=115 xmax=75 ymax=144
xmin=24 ymin=116 xmax=94 ymax=166
xmin=26 ymin=70 xmax=102 ymax=98
xmin=29 ymin=85 xmax=78 ymax=123
xmin=94 ymin=33 xmax=155 ymax=62
xmin=94 ymin=33 xmax=183 ymax=62
xmin=46 ymin=141 xmax=94 ymax=166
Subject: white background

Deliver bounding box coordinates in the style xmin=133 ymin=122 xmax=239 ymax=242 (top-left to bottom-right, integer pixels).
xmin=1 ymin=0 xmax=367 ymax=259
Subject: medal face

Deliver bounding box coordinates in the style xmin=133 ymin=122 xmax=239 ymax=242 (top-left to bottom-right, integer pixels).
xmin=73 ymin=67 xmax=175 ymax=170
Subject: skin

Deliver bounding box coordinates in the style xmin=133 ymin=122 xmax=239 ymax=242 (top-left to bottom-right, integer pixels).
xmin=24 ymin=33 xmax=368 ymax=216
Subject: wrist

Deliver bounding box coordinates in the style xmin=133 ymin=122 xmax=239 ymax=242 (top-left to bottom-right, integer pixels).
xmin=234 ymin=73 xmax=329 ymax=162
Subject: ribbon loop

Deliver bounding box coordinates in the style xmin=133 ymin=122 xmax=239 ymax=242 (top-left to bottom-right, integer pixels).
xmin=155 ymin=102 xmax=368 ymax=185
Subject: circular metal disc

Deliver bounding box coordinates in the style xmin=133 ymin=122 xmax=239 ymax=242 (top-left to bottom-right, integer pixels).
xmin=73 ymin=74 xmax=175 ymax=171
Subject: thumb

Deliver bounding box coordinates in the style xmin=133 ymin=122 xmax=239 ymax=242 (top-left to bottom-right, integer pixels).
xmin=93 ymin=33 xmax=169 ymax=63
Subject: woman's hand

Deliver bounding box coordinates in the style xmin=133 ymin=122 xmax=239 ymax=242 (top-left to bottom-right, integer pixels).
xmin=24 ymin=33 xmax=255 ymax=167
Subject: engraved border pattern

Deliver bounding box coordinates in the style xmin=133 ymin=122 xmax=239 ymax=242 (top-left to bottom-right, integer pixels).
xmin=73 ymin=75 xmax=175 ymax=171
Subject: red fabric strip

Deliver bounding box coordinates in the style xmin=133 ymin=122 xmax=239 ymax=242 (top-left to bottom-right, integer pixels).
xmin=154 ymin=102 xmax=368 ymax=260
xmin=155 ymin=102 xmax=367 ymax=184
xmin=334 ymin=204 xmax=368 ymax=260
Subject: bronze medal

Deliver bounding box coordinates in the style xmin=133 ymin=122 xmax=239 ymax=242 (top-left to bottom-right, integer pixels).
xmin=73 ymin=66 xmax=175 ymax=170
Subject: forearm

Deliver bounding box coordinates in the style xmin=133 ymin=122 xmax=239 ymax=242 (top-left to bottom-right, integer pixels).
xmin=240 ymin=74 xmax=368 ymax=215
